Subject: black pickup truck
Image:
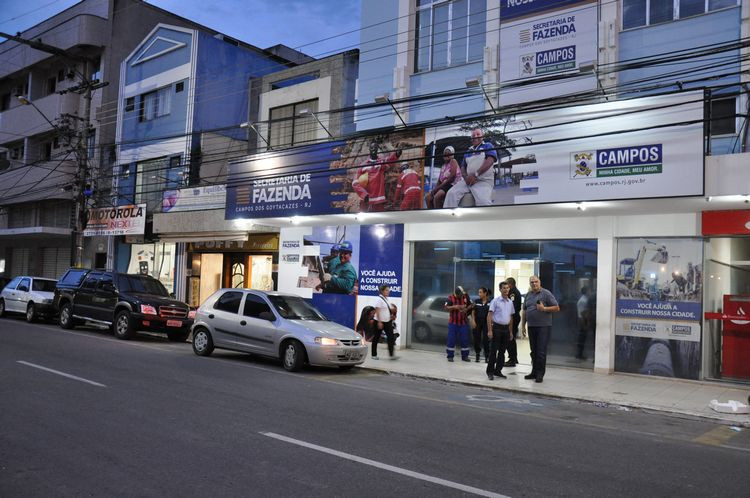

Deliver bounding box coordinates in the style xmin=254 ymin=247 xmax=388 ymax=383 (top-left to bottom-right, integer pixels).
xmin=54 ymin=269 xmax=193 ymax=341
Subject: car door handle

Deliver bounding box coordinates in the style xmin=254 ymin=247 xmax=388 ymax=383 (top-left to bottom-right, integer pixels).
xmin=426 ymin=314 xmax=432 ymax=318
xmin=208 ymin=314 xmax=214 ymax=319
xmin=240 ymin=320 xmax=247 ymax=326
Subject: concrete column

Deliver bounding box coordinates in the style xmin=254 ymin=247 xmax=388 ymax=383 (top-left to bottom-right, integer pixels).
xmin=594 ymin=216 xmax=616 ymax=374
xmin=484 ymin=0 xmax=500 ymax=110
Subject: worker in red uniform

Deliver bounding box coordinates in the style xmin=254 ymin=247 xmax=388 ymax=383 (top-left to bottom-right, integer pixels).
xmin=352 ymin=142 xmax=401 ymax=212
xmin=394 ymin=161 xmax=422 ymax=211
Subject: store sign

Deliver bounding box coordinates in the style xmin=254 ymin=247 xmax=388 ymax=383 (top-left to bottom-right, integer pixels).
xmin=499 ymin=0 xmax=597 ymax=105
xmin=187 ymin=234 xmax=279 ymax=252
xmin=614 ymin=238 xmax=703 ymax=380
xmin=162 ymin=185 xmax=226 ymax=213
xmin=702 ymin=210 xmax=750 ymax=235
xmin=84 ymin=204 xmax=146 ymax=236
xmin=225 ymin=91 xmax=704 ymax=219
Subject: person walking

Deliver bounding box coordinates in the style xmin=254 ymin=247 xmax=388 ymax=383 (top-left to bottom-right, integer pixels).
xmin=486 ymin=281 xmax=515 ymax=380
xmin=472 ymin=287 xmax=491 ymax=362
xmin=521 ymin=275 xmax=559 ymax=383
xmin=504 ymin=277 xmax=523 ymax=367
xmin=372 ymin=285 xmax=397 ymax=360
xmin=444 ymin=286 xmax=473 ymax=362
xmin=356 ymin=306 xmax=376 ymax=343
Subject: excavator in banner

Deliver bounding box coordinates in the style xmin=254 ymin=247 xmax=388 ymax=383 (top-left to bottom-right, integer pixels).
xmin=617 ymin=241 xmax=670 ymax=294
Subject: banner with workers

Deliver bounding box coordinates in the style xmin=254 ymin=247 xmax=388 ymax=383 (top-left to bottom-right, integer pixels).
xmin=226 ymin=90 xmax=704 ymax=218
xmin=278 ymin=224 xmax=404 ymax=336
xmin=613 ymin=237 xmax=704 ymax=380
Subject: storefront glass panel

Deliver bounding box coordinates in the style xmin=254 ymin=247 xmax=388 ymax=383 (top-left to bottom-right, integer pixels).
xmin=126 ymin=242 xmax=176 ymax=294
xmin=410 ymin=239 xmax=597 ymax=369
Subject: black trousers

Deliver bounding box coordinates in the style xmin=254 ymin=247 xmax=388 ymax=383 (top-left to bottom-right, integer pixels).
xmin=372 ymin=321 xmax=395 ymax=357
xmin=528 ymin=325 xmax=551 ymax=379
xmin=472 ymin=322 xmax=489 ymax=359
xmin=505 ymin=314 xmax=520 ymax=363
xmin=486 ymin=323 xmax=510 ymax=375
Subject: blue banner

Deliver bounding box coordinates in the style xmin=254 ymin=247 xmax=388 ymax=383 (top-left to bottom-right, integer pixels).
xmin=500 ymin=0 xmax=586 ymax=21
xmin=357 ymin=224 xmax=404 ymax=297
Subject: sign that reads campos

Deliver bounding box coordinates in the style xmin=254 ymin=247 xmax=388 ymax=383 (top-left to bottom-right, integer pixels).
xmin=84 ymin=204 xmax=146 ymax=236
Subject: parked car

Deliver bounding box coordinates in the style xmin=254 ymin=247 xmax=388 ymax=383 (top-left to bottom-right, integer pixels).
xmin=412 ymin=295 xmax=450 ymax=344
xmin=0 ymin=276 xmax=58 ymax=322
xmin=191 ymin=289 xmax=368 ymax=372
xmin=53 ymin=268 xmax=193 ymax=341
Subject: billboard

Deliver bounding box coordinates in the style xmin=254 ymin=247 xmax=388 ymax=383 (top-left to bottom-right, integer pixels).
xmin=226 ymin=91 xmax=705 ymax=219
xmin=84 ymin=204 xmax=146 ymax=236
xmin=162 ymin=185 xmax=226 ymax=212
xmin=499 ymin=0 xmax=598 ymax=105
xmin=614 ymin=238 xmax=703 ymax=380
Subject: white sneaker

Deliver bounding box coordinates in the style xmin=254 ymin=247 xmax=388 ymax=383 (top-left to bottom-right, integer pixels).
xmin=371 ymin=356 xmax=379 ymax=360
xmin=389 ymin=355 xmax=400 ymax=361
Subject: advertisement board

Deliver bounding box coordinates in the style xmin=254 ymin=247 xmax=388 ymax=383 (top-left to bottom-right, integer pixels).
xmin=84 ymin=204 xmax=146 ymax=236
xmin=162 ymin=185 xmax=226 ymax=212
xmin=614 ymin=238 xmax=703 ymax=380
xmin=226 ymin=91 xmax=704 ymax=219
xmin=278 ymin=224 xmax=404 ymax=338
xmin=499 ymin=0 xmax=598 ymax=105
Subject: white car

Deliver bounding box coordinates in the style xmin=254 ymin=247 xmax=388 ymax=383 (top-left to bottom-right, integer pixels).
xmin=0 ymin=276 xmax=58 ymax=322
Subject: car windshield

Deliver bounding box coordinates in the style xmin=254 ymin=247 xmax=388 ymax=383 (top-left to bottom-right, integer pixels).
xmin=119 ymin=275 xmax=169 ymax=296
xmin=32 ymin=279 xmax=56 ymax=292
xmin=268 ymin=295 xmax=326 ymax=321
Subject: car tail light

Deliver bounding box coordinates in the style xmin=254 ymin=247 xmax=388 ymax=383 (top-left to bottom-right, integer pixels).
xmin=188 ymin=310 xmax=196 ymax=319
xmin=140 ymin=304 xmax=157 ymax=315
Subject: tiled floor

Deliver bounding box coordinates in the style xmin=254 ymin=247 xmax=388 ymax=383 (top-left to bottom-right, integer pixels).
xmin=359 ymin=348 xmax=750 ymax=426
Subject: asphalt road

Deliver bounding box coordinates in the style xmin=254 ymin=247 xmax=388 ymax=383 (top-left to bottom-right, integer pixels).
xmin=1 ymin=317 xmax=749 ymax=497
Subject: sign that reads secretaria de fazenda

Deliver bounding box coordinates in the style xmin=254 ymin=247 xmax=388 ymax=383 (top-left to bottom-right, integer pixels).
xmin=83 ymin=204 xmax=147 ymax=236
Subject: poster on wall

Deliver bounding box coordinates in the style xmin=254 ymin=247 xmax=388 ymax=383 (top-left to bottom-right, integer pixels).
xmin=278 ymin=224 xmax=404 ymax=339
xmin=84 ymin=204 xmax=146 ymax=236
xmin=162 ymin=185 xmax=226 ymax=212
xmin=225 ymin=129 xmax=425 ymax=218
xmin=499 ymin=0 xmax=598 ymax=105
xmin=614 ymin=238 xmax=703 ymax=380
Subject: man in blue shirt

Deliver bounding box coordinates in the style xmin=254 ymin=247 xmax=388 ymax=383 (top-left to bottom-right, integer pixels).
xmin=486 ymin=281 xmax=515 ymax=380
xmin=444 ymin=128 xmax=498 ymax=207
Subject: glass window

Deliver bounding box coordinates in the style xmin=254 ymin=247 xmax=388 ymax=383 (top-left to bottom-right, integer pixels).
xmin=432 ymin=3 xmax=450 ymax=69
xmin=97 ymin=274 xmax=114 ymax=290
xmin=415 ymin=9 xmax=432 ymax=72
xmin=468 ymin=0 xmax=486 ymax=62
xmin=711 ymin=97 xmax=737 ymax=135
xmin=650 ymin=0 xmax=674 ymax=24
xmin=268 ymin=295 xmax=326 ymax=320
xmin=139 ymin=86 xmax=171 ymax=122
xmin=415 ymin=0 xmax=485 ymax=72
xmin=134 ymin=156 xmax=181 ymax=213
xmin=450 ymin=0 xmax=468 ymax=66
xmin=679 ymin=0 xmax=705 ymax=17
xmin=268 ymin=99 xmax=318 ymax=148
xmin=243 ymin=294 xmax=273 ymax=319
xmin=32 ymin=279 xmax=56 ymax=292
xmin=214 ymin=291 xmax=243 ymax=314
xmin=4 ymin=276 xmax=22 ymax=290
xmin=623 ymin=0 xmax=647 ymax=29
xmin=18 ymin=278 xmax=31 ymax=291
xmin=82 ymin=273 xmax=101 ymax=289
xmin=118 ymin=275 xmax=169 ymax=296
xmin=125 ymin=97 xmax=135 ymax=112
xmin=709 ymin=0 xmax=738 ymax=9
xmin=60 ymin=269 xmax=88 ymax=286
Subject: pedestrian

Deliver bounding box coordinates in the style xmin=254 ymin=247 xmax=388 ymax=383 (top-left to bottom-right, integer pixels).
xmin=504 ymin=276 xmax=522 ymax=367
xmin=486 ymin=281 xmax=515 ymax=380
xmin=356 ymin=306 xmax=376 ymax=343
xmin=444 ymin=286 xmax=473 ymax=362
xmin=576 ymin=286 xmax=591 ymax=360
xmin=472 ymin=287 xmax=491 ymax=362
xmin=521 ymin=275 xmax=560 ymax=383
xmin=372 ymin=285 xmax=397 ymax=360
xmin=444 ymin=128 xmax=498 ymax=207
xmin=426 ymin=145 xmax=459 ymax=209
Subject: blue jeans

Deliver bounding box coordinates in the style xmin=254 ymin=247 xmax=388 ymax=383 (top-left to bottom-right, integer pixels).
xmin=446 ymin=323 xmax=470 ymax=359
xmin=528 ymin=325 xmax=551 ymax=378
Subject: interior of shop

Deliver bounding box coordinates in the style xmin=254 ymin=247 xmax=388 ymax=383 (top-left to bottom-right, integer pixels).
xmin=188 ymin=252 xmax=275 ymax=307
xmin=410 ymin=239 xmax=598 ymax=369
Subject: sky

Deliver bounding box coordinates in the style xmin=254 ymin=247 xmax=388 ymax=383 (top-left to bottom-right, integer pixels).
xmin=0 ymin=0 xmax=361 ymax=58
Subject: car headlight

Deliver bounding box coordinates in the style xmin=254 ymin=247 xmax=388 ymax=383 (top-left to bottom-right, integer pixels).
xmin=140 ymin=304 xmax=158 ymax=315
xmin=314 ymin=337 xmax=339 ymax=346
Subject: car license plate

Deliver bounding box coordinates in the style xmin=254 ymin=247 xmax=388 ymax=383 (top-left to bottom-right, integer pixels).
xmin=346 ymin=351 xmax=359 ymax=360
xmin=167 ymin=320 xmax=182 ymax=327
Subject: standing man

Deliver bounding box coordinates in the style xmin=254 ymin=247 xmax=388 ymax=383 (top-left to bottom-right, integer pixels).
xmin=371 ymin=284 xmax=397 ymax=360
xmin=444 ymin=128 xmax=498 ymax=207
xmin=444 ymin=286 xmax=473 ymax=362
xmin=504 ymin=277 xmax=523 ymax=367
xmin=318 ymin=241 xmax=357 ymax=294
xmin=522 ymin=275 xmax=559 ymax=383
xmin=486 ymin=281 xmax=514 ymax=380
xmin=472 ymin=287 xmax=491 ymax=363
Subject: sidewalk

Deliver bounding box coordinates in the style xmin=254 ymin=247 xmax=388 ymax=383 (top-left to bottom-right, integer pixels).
xmin=358 ymin=348 xmax=750 ymax=426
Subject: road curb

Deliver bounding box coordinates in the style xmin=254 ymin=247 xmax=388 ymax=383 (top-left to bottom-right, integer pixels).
xmin=357 ymin=364 xmax=750 ymax=428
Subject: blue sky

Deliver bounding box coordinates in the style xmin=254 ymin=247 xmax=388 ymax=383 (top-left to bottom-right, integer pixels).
xmin=0 ymin=0 xmax=361 ymax=58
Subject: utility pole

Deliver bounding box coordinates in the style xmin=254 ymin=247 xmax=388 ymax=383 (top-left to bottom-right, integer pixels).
xmin=1 ymin=31 xmax=107 ymax=267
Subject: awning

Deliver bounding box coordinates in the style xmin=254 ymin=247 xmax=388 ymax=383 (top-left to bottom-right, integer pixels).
xmin=156 ymin=233 xmax=249 ymax=244
xmin=0 ymin=226 xmax=72 ymax=239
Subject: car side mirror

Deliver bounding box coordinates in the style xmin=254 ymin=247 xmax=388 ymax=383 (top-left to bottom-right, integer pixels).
xmin=101 ymin=283 xmax=117 ymax=294
xmin=259 ymin=311 xmax=275 ymax=322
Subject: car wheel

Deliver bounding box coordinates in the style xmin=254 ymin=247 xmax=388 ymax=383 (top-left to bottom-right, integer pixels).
xmin=114 ymin=310 xmax=135 ymax=340
xmin=192 ymin=328 xmax=214 ymax=356
xmin=414 ymin=322 xmax=432 ymax=342
xmin=0 ymin=299 xmax=5 ymax=318
xmin=26 ymin=303 xmax=37 ymax=323
xmin=282 ymin=340 xmax=305 ymax=372
xmin=167 ymin=330 xmax=189 ymax=342
xmin=59 ymin=303 xmax=75 ymax=329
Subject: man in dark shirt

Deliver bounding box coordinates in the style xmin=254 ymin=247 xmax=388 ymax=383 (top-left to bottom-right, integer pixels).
xmin=472 ymin=287 xmax=491 ymax=362
xmin=504 ymin=277 xmax=523 ymax=366
xmin=444 ymin=286 xmax=473 ymax=362
xmin=521 ymin=275 xmax=560 ymax=383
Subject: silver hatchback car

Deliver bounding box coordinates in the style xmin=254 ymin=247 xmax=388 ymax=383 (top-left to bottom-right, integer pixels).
xmin=191 ymin=289 xmax=368 ymax=372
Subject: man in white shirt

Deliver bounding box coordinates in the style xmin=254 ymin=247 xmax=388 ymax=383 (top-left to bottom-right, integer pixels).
xmin=372 ymin=284 xmax=397 ymax=360
xmin=486 ymin=281 xmax=515 ymax=380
